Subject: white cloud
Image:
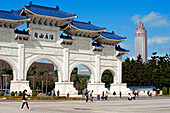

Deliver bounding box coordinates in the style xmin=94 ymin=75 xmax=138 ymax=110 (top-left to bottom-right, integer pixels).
xmin=131 ymin=15 xmax=141 ymax=24
xmin=160 ymin=46 xmax=170 ymax=51
xmin=148 ymin=36 xmax=170 ymax=45
xmin=131 ymin=12 xmax=170 ymax=27
xmin=119 ymin=43 xmax=132 ymax=48
xmin=156 ymin=52 xmax=166 ymax=56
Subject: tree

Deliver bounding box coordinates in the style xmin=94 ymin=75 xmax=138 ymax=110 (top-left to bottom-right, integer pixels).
xmin=0 ymin=69 xmax=3 ymax=91
xmin=72 ymin=71 xmax=88 ymax=94
xmin=122 ymin=53 xmax=170 ymax=90
xmin=0 ymin=67 xmax=13 ymax=91
xmin=101 ymin=70 xmax=113 ymax=88
xmin=44 ymin=69 xmax=50 ymax=94
xmin=27 ymin=65 xmax=36 ymax=91
xmin=37 ymin=70 xmax=44 ymax=93
xmin=53 ymin=70 xmax=58 ymax=82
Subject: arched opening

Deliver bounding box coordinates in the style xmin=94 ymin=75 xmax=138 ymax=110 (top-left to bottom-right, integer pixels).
xmin=26 ymin=59 xmax=58 ymax=95
xmin=70 ymin=65 xmax=91 ymax=95
xmin=101 ymin=70 xmax=114 ymax=89
xmin=0 ymin=60 xmax=13 ymax=94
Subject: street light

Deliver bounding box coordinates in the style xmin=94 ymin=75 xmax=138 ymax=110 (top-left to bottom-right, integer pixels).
xmin=29 ymin=76 xmax=35 ymax=91
xmin=2 ymin=74 xmax=9 ymax=94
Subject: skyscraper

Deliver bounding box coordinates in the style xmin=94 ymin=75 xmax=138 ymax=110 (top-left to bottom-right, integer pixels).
xmin=135 ymin=21 xmax=147 ymax=63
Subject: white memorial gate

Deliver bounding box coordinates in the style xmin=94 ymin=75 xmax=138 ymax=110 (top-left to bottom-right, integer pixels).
xmin=0 ymin=2 xmax=130 ymax=96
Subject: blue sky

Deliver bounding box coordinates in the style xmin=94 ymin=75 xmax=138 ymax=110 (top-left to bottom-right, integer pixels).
xmin=1 ymin=0 xmax=170 ymax=61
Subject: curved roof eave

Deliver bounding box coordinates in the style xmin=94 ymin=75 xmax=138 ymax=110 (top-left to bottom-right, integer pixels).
xmin=24 ymin=7 xmax=77 ymax=20
xmin=69 ymin=24 xmax=106 ymax=32
xmin=0 ymin=17 xmax=31 ymax=22
xmin=96 ymin=35 xmax=127 ymax=42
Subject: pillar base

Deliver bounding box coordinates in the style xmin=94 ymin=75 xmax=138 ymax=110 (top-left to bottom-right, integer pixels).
xmin=10 ymin=80 xmax=32 ymax=95
xmin=55 ymin=82 xmax=78 ymax=96
xmin=87 ymin=83 xmax=108 ymax=96
xmin=110 ymin=83 xmax=130 ymax=96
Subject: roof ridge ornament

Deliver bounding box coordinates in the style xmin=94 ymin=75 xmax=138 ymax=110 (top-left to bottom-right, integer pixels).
xmin=29 ymin=1 xmax=32 ymax=6
xmin=88 ymin=21 xmax=91 ymax=24
xmin=112 ymin=31 xmax=114 ymax=34
xmin=56 ymin=6 xmax=59 ymax=11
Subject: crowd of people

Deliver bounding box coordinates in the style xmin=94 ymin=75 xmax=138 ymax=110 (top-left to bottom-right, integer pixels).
xmin=19 ymin=88 xmax=153 ymax=110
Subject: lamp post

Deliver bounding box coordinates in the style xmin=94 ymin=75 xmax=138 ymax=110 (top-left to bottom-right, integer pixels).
xmin=30 ymin=76 xmax=35 ymax=91
xmin=2 ymin=74 xmax=9 ymax=94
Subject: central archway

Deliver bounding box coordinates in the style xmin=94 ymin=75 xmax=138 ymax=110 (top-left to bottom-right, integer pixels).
xmin=25 ymin=55 xmax=62 ymax=82
xmin=27 ymin=59 xmax=58 ymax=93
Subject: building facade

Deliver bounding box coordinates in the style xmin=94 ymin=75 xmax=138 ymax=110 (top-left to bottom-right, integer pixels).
xmin=0 ymin=2 xmax=130 ymax=96
xmin=135 ymin=21 xmax=147 ymax=62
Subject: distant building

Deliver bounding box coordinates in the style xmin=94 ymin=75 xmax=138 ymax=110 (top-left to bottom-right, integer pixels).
xmin=135 ymin=21 xmax=147 ymax=63
xmin=30 ymin=62 xmax=54 ymax=72
xmin=78 ymin=69 xmax=90 ymax=76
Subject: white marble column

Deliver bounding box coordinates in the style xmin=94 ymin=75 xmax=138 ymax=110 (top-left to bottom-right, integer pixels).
xmin=95 ymin=55 xmax=100 ymax=83
xmin=18 ymin=44 xmax=25 ymax=81
xmin=117 ymin=56 xmax=122 ymax=83
xmin=63 ymin=48 xmax=69 ymax=82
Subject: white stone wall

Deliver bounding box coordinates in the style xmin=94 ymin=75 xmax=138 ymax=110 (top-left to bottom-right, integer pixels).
xmin=0 ymin=24 xmax=129 ymax=95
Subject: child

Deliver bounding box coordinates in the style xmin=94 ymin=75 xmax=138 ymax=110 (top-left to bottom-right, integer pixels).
xmin=21 ymin=90 xmax=31 ymax=110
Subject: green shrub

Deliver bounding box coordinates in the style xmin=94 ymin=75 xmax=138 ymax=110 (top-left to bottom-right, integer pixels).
xmin=11 ymin=91 xmax=15 ymax=96
xmin=18 ymin=91 xmax=23 ymax=96
xmin=162 ymin=87 xmax=167 ymax=95
xmin=0 ymin=92 xmax=4 ymax=96
xmin=32 ymin=92 xmax=37 ymax=96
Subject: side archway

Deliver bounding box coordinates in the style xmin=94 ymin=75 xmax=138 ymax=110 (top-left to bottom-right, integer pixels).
xmin=25 ymin=55 xmax=62 ymax=82
xmin=101 ymin=67 xmax=117 ymax=88
xmin=0 ymin=56 xmax=17 ymax=81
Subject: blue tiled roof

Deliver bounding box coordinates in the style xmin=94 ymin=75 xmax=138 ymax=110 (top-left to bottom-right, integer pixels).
xmin=116 ymin=45 xmax=130 ymax=52
xmin=60 ymin=34 xmax=74 ymax=40
xmin=0 ymin=10 xmax=29 ymax=20
xmin=13 ymin=9 xmax=22 ymax=15
xmin=25 ymin=4 xmax=76 ymax=18
xmin=70 ymin=20 xmax=106 ymax=31
xmin=92 ymin=42 xmax=104 ymax=48
xmin=14 ymin=29 xmax=30 ymax=35
xmin=100 ymin=32 xmax=127 ymax=40
xmin=127 ymin=86 xmax=156 ymax=89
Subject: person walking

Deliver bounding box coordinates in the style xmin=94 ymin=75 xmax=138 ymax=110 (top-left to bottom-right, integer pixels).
xmin=85 ymin=90 xmax=90 ymax=102
xmin=101 ymin=91 xmax=105 ymax=100
xmin=57 ymin=90 xmax=60 ymax=96
xmin=105 ymin=91 xmax=108 ymax=100
xmin=119 ymin=91 xmax=122 ymax=98
xmin=113 ymin=91 xmax=116 ymax=99
xmin=21 ymin=90 xmax=31 ymax=110
xmin=90 ymin=90 xmax=93 ymax=102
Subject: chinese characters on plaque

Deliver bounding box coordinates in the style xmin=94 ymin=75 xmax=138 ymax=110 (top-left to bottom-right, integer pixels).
xmin=34 ymin=32 xmax=54 ymax=41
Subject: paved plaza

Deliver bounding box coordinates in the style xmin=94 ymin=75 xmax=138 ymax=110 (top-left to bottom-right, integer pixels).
xmin=0 ymin=97 xmax=170 ymax=113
